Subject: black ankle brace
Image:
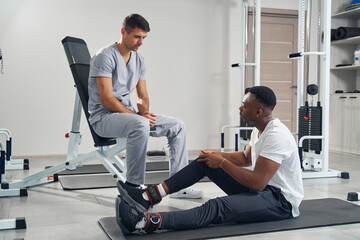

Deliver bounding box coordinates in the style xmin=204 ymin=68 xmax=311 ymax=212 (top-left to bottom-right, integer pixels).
xmin=144 ymin=212 xmax=161 ymax=233
xmin=145 ymin=185 xmax=162 ymax=206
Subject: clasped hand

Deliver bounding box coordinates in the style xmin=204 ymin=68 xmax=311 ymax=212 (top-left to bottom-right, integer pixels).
xmin=197 ymin=150 xmax=225 ymax=169
xmin=142 ymin=111 xmax=157 ymax=127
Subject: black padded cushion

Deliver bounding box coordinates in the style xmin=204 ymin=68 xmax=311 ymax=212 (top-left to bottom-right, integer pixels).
xmin=61 ymin=36 xmax=86 ymax=45
xmin=0 ymin=151 xmax=5 ymax=176
xmin=62 ymin=36 xmax=116 ymax=147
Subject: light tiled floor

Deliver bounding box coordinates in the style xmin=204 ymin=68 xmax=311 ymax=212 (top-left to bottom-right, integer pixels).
xmin=1 ymin=151 xmax=360 ymax=240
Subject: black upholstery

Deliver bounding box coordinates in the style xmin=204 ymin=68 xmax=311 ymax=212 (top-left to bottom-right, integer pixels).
xmin=1 ymin=150 xmax=5 ymax=178
xmin=62 ymin=36 xmax=116 ymax=147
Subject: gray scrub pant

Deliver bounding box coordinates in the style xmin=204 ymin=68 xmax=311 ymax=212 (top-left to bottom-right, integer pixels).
xmin=92 ymin=113 xmax=188 ymax=185
xmin=160 ymin=160 xmax=293 ymax=230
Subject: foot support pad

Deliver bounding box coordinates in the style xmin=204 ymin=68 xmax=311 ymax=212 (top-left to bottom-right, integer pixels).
xmin=347 ymin=192 xmax=359 ymax=201
xmin=16 ymin=217 xmax=27 ymax=229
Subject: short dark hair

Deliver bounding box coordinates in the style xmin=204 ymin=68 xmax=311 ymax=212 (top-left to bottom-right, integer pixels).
xmin=123 ymin=14 xmax=150 ymax=33
xmin=248 ymin=86 xmax=277 ymax=110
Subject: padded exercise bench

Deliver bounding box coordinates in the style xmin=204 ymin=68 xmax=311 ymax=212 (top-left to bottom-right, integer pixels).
xmin=0 ymin=36 xmax=126 ymax=190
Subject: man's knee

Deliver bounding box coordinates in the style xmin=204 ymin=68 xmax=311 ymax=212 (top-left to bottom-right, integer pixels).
xmin=168 ymin=118 xmax=186 ymax=137
xmin=129 ymin=117 xmax=150 ymax=137
xmin=177 ymin=119 xmax=186 ymax=131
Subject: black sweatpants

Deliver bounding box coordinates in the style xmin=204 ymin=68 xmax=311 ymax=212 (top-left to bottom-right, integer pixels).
xmin=160 ymin=160 xmax=293 ymax=230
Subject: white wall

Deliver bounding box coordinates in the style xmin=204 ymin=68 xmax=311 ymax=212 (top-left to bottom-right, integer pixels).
xmin=262 ymin=0 xmax=297 ymax=10
xmin=0 ymin=0 xmax=298 ymax=156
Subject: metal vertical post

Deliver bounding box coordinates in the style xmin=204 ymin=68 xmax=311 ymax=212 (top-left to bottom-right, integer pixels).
xmin=240 ymin=0 xmax=247 ymax=99
xmin=65 ymin=91 xmax=83 ymax=168
xmin=297 ymin=0 xmax=306 ymax=119
xmin=254 ymin=0 xmax=261 ymax=86
xmin=322 ymin=0 xmax=331 ymax=173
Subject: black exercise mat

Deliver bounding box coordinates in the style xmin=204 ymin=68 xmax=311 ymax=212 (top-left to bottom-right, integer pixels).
xmin=59 ymin=171 xmax=210 ymax=190
xmin=98 ymin=198 xmax=360 ymax=240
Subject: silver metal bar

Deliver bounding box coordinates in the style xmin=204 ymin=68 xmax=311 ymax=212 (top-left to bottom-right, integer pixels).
xmin=301 ymin=51 xmax=326 ymax=56
xmin=66 ymin=91 xmax=83 ymax=162
xmin=0 ymin=219 xmax=17 ymax=230
xmin=7 ymin=151 xmax=97 ymax=189
xmin=96 ymin=150 xmax=126 ymax=182
xmin=317 ymin=0 xmax=322 ymax=99
xmin=322 ymin=0 xmax=331 ymax=173
xmin=0 ymin=130 xmax=10 ymax=141
xmin=298 ymin=135 xmax=324 ymax=147
xmin=305 ymin=0 xmax=312 ymax=103
xmin=254 ymin=0 xmax=261 ymax=86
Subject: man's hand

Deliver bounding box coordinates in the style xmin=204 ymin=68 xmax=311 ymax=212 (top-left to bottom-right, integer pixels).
xmin=199 ymin=150 xmax=214 ymax=156
xmin=197 ymin=150 xmax=225 ymax=169
xmin=142 ymin=111 xmax=157 ymax=127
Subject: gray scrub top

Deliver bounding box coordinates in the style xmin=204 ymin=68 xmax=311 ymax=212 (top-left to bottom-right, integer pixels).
xmin=88 ymin=43 xmax=146 ymax=125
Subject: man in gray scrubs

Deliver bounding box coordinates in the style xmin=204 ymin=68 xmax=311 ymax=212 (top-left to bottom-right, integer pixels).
xmin=88 ymin=13 xmax=203 ymax=199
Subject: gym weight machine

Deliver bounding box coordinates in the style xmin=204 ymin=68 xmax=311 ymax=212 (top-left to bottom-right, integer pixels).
xmin=0 ymin=129 xmax=29 ymax=171
xmin=221 ymin=0 xmax=348 ymax=180
xmin=289 ymin=0 xmax=348 ymax=179
xmin=221 ymin=0 xmax=261 ymax=152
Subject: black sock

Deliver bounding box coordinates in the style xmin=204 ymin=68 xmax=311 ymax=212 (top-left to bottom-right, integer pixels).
xmin=125 ymin=181 xmax=140 ymax=187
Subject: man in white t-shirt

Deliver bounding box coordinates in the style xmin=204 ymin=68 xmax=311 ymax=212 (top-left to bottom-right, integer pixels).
xmin=115 ymin=86 xmax=304 ymax=234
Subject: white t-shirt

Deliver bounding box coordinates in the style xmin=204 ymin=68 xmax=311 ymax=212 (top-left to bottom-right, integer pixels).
xmin=249 ymin=118 xmax=304 ymax=217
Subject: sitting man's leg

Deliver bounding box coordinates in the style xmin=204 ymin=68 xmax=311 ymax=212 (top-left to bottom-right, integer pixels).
xmin=116 ymin=159 xmax=251 ymax=210
xmin=92 ymin=113 xmax=150 ymax=185
xmin=116 ymin=159 xmax=208 ymax=211
xmin=116 ymin=161 xmax=293 ymax=234
xmin=150 ymin=114 xmax=203 ymax=198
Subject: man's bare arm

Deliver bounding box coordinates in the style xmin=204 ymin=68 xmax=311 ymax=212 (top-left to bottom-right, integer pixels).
xmin=136 ymin=80 xmax=156 ymax=127
xmin=198 ymin=153 xmax=280 ymax=192
xmin=96 ymin=77 xmax=136 ymax=114
xmin=199 ymin=145 xmax=252 ymax=167
xmin=221 ymin=155 xmax=280 ymax=191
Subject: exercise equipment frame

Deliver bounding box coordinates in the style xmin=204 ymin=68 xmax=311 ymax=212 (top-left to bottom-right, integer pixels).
xmin=221 ymin=0 xmax=261 ymax=152
xmin=0 ymin=141 xmax=27 ymax=231
xmin=0 ymin=36 xmax=127 ymax=191
xmin=0 ymin=129 xmax=29 ymax=170
xmin=291 ymin=0 xmax=348 ymax=179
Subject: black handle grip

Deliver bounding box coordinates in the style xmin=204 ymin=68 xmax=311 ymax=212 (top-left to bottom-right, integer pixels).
xmin=6 ymin=138 xmax=11 ymax=161
xmin=221 ymin=133 xmax=224 ymax=148
xmin=231 ymin=63 xmax=239 ymax=68
xmin=298 ymin=147 xmax=303 ymax=169
xmin=289 ymin=53 xmax=301 ymax=58
xmin=235 ymin=133 xmax=238 ymax=152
